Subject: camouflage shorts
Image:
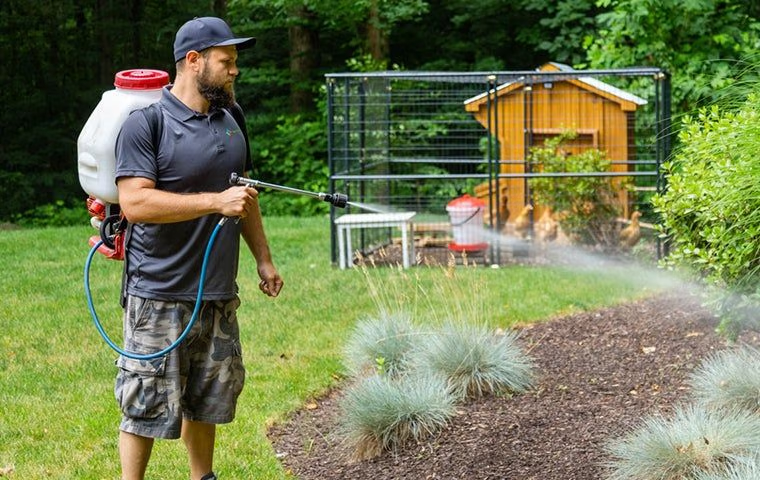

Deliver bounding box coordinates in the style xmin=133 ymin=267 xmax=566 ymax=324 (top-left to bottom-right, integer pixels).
xmin=114 ymin=295 xmax=245 ymax=439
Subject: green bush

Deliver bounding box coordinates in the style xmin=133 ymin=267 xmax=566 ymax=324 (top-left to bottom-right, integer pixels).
xmin=653 ymin=97 xmax=760 ymax=336
xmin=250 ymin=113 xmax=329 ymax=217
xmin=13 ymin=200 xmax=89 ymax=228
xmin=410 ymin=321 xmax=536 ymax=401
xmin=342 ymin=312 xmax=418 ymax=378
xmin=339 ymin=374 xmax=456 ymax=460
xmin=605 ymin=405 xmax=760 ymax=480
xmin=688 ymin=346 xmax=760 ymax=414
xmin=528 ymin=131 xmax=626 ymax=247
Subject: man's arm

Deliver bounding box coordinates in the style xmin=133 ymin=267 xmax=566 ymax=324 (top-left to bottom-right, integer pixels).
xmin=117 ymin=176 xmax=258 ymax=224
xmin=240 ymin=198 xmax=283 ymax=297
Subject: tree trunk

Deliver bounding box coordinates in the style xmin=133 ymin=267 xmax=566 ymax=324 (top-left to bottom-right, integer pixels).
xmin=213 ymin=0 xmax=227 ymax=18
xmin=288 ymin=4 xmax=320 ymax=113
xmin=366 ymin=0 xmax=388 ymax=62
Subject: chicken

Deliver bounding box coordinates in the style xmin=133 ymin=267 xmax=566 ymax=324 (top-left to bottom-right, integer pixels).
xmin=484 ymin=192 xmax=510 ymax=227
xmin=619 ymin=211 xmax=642 ymax=248
xmin=535 ymin=207 xmax=558 ymax=242
xmin=513 ymin=204 xmax=533 ymax=238
xmin=498 ymin=194 xmax=510 ymax=225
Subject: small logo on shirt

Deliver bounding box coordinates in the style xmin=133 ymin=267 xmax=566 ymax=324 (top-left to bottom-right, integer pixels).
xmin=226 ymin=128 xmax=241 ymax=137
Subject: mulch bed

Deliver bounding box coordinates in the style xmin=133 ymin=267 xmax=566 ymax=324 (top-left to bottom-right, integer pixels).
xmin=268 ymin=290 xmax=760 ymax=480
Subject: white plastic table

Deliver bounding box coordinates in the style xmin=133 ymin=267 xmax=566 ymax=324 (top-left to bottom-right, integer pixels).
xmin=334 ymin=212 xmax=417 ymax=269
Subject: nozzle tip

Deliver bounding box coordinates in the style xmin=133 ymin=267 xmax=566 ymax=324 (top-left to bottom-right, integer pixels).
xmin=325 ymin=193 xmax=348 ymax=208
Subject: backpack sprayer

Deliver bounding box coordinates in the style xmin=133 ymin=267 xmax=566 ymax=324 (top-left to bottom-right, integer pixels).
xmin=79 ymin=69 xmax=349 ymax=360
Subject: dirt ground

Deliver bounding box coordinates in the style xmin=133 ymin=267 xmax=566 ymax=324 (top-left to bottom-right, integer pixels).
xmin=268 ymin=290 xmax=760 ymax=480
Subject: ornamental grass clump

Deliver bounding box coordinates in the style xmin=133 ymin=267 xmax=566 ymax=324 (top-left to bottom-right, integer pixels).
xmin=342 ymin=311 xmax=417 ymax=378
xmin=410 ymin=321 xmax=536 ymax=401
xmin=688 ymin=346 xmax=760 ymax=414
xmin=692 ymin=456 xmax=760 ymax=480
xmin=339 ymin=374 xmax=456 ymax=460
xmin=605 ymin=404 xmax=760 ymax=480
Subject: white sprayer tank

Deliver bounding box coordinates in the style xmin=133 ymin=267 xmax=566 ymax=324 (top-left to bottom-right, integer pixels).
xmin=77 ymin=69 xmax=170 ymax=204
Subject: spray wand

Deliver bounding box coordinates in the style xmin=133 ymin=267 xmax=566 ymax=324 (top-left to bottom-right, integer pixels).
xmin=229 ymin=173 xmax=348 ymax=208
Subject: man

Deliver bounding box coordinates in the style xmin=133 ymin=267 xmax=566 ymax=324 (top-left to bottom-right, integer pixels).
xmin=114 ymin=17 xmax=283 ymax=480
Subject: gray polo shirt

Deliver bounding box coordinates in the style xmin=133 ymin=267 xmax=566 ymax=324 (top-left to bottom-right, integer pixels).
xmin=115 ymin=87 xmax=247 ymax=301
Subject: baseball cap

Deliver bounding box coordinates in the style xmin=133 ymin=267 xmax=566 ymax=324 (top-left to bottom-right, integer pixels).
xmin=173 ymin=17 xmax=256 ymax=62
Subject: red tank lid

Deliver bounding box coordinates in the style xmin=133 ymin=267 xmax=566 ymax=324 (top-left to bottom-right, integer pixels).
xmin=114 ymin=69 xmax=170 ymax=90
xmin=447 ymin=194 xmax=487 ymax=208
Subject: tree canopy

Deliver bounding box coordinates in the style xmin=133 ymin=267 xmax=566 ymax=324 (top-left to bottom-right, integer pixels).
xmin=1 ymin=0 xmax=758 ymax=221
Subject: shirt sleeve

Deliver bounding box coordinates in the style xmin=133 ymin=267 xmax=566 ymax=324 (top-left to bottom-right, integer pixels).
xmin=115 ymin=109 xmax=160 ymax=184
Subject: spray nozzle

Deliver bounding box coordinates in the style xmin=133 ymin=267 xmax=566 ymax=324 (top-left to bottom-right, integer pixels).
xmin=229 ymin=173 xmax=348 ymax=208
xmin=321 ymin=193 xmax=348 ymax=208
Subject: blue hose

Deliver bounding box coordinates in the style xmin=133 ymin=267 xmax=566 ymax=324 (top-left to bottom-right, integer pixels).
xmin=84 ymin=219 xmax=225 ymax=360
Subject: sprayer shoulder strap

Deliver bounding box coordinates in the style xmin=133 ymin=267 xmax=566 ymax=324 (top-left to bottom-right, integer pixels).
xmin=141 ymin=102 xmax=251 ymax=169
xmin=229 ymin=102 xmax=252 ymax=172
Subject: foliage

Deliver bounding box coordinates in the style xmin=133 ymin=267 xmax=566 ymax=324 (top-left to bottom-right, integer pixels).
xmin=528 ymin=131 xmax=625 ymax=247
xmin=516 ymin=0 xmax=604 ymax=66
xmin=409 ymin=321 xmax=536 ymax=401
xmin=391 ymin=0 xmax=544 ymax=71
xmin=605 ymin=405 xmax=760 ymax=480
xmin=584 ymin=0 xmax=760 ymax=115
xmin=652 ymin=96 xmax=760 ymax=336
xmin=6 ymin=0 xmax=760 ymax=224
xmin=0 ymin=171 xmax=35 ymax=220
xmin=251 ymin=113 xmax=330 ymax=216
xmin=688 ymin=346 xmax=760 ymax=414
xmin=339 ymin=374 xmax=455 ymax=460
xmin=12 ymin=200 xmax=90 ymax=228
xmin=0 ymin=0 xmax=210 ymax=223
xmin=342 ymin=311 xmax=418 ymax=378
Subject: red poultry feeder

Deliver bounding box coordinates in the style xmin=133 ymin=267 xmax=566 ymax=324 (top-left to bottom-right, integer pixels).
xmin=446 ymin=194 xmax=489 ymax=252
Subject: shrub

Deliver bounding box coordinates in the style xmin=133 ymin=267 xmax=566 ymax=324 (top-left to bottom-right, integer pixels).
xmin=688 ymin=346 xmax=760 ymax=414
xmin=251 ymin=113 xmax=329 ymax=217
xmin=653 ymin=96 xmax=760 ymax=336
xmin=13 ymin=200 xmax=89 ymax=228
xmin=528 ymin=131 xmax=626 ymax=247
xmin=410 ymin=321 xmax=536 ymax=401
xmin=342 ymin=312 xmax=418 ymax=378
xmin=605 ymin=405 xmax=760 ymax=480
xmin=339 ymin=374 xmax=456 ymax=460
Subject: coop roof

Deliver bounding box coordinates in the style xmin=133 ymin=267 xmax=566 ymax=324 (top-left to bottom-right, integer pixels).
xmin=464 ymin=62 xmax=648 ymax=112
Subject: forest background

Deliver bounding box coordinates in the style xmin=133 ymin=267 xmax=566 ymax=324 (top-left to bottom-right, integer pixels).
xmin=3 ymin=0 xmax=760 ymax=223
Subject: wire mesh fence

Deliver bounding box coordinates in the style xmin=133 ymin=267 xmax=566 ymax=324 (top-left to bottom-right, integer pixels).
xmin=326 ymin=65 xmax=671 ymax=266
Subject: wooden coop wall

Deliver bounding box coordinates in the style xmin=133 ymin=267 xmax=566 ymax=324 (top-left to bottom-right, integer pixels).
xmin=465 ymin=77 xmax=638 ymax=223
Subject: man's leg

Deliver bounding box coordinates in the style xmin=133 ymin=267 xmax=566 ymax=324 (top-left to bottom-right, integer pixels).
xmin=119 ymin=430 xmax=154 ymax=480
xmin=182 ymin=419 xmax=216 ymax=480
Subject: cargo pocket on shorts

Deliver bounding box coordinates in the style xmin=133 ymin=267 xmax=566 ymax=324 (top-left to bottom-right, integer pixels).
xmin=115 ymin=355 xmax=168 ymax=420
xmin=230 ymin=340 xmax=245 ymax=400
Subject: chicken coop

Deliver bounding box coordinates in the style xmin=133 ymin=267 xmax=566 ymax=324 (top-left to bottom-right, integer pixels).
xmin=326 ymin=65 xmax=671 ymax=267
xmin=464 ymin=62 xmax=646 ymax=223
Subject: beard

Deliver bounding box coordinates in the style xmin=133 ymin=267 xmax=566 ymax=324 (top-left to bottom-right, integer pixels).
xmin=197 ymin=67 xmax=235 ymax=110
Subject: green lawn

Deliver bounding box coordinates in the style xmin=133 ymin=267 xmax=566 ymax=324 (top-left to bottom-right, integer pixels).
xmin=0 ymin=217 xmax=671 ymax=479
